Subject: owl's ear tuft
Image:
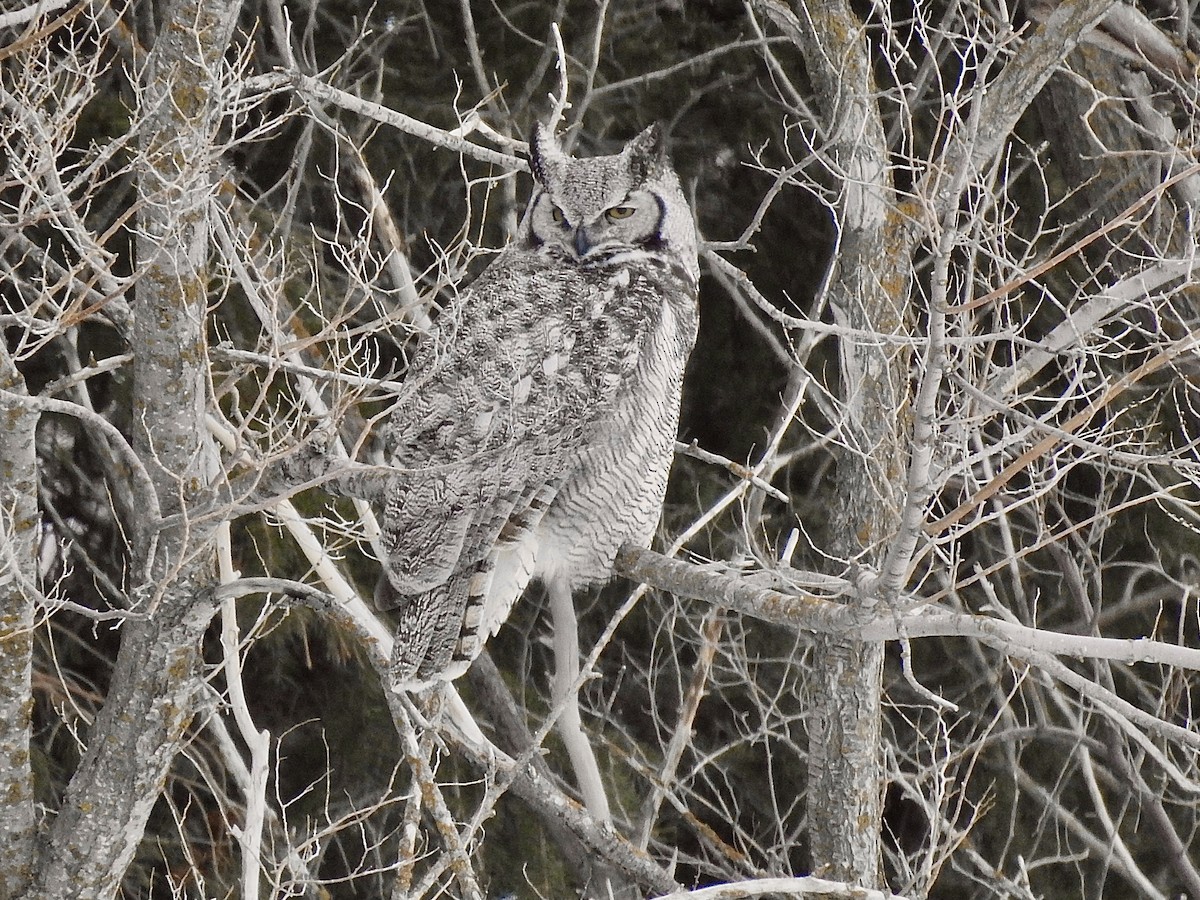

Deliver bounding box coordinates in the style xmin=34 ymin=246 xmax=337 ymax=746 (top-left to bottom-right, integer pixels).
xmin=623 ymin=123 xmax=667 ymax=184
xmin=528 ymin=122 xmax=565 ymax=187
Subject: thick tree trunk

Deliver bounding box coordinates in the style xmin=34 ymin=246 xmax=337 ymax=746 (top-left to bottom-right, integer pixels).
xmin=0 ymin=347 xmax=39 ymax=900
xmin=772 ymin=1 xmax=908 ymax=886
xmin=31 ymin=0 xmax=239 ymax=894
xmin=767 ymin=0 xmax=1127 ymax=885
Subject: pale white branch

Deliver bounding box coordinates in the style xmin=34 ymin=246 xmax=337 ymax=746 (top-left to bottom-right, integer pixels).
xmin=242 ymin=71 xmax=527 ymax=171
xmin=653 ymin=875 xmax=910 ymax=899
xmin=0 ymin=0 xmax=76 ymax=30
xmin=216 ymin=523 xmax=270 ymax=900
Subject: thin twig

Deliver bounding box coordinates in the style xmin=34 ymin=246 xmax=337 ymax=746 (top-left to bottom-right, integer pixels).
xmin=676 ymin=440 xmax=789 ymax=503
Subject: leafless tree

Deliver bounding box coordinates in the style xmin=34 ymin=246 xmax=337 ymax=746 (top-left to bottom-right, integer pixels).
xmin=2 ymin=1 xmax=1198 ymax=898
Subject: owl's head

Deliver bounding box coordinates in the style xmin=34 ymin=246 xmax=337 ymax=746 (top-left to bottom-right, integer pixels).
xmin=522 ymin=123 xmax=699 ymax=284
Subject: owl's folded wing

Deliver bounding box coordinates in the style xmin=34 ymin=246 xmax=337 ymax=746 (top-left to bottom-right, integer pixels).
xmin=376 ymin=472 xmax=474 ymax=594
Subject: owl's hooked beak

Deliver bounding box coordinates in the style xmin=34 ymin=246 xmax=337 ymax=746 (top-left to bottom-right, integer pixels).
xmin=572 ymin=226 xmax=593 ymax=258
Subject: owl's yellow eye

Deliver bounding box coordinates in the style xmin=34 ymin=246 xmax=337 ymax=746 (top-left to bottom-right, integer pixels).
xmin=606 ymin=205 xmax=635 ymax=221
xmin=551 ymin=206 xmax=567 ymax=226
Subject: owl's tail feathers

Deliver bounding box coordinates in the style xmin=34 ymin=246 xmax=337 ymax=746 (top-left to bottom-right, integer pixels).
xmin=450 ymin=479 xmax=556 ymax=654
xmin=383 ymin=538 xmax=538 ymax=692
xmin=384 ymin=481 xmax=557 ymax=692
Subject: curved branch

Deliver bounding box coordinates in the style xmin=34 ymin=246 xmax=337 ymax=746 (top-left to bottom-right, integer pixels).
xmin=0 ymin=388 xmax=161 ymax=529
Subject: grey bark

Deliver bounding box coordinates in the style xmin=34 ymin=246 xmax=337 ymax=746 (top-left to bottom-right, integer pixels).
xmin=1042 ymin=43 xmax=1191 ymax=266
xmin=771 ymin=1 xmax=905 ymax=886
xmin=0 ymin=346 xmax=38 ymax=900
xmin=31 ymin=0 xmax=239 ymax=894
xmin=933 ymin=0 xmax=1122 ymax=200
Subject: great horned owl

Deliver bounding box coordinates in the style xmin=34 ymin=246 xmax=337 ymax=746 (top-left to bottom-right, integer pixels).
xmin=378 ymin=123 xmax=699 ymax=690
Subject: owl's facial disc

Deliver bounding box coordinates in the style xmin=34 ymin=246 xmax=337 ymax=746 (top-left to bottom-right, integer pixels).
xmin=535 ymin=189 xmax=664 ymax=261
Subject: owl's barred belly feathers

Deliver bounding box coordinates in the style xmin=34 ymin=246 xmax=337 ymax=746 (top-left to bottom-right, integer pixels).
xmin=536 ymin=293 xmax=691 ymax=587
xmin=379 ymin=123 xmax=699 ymax=690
